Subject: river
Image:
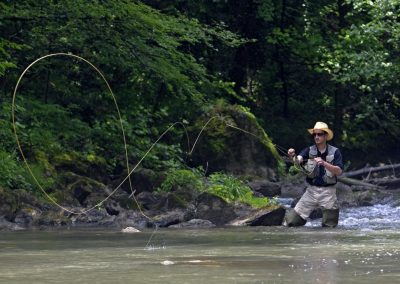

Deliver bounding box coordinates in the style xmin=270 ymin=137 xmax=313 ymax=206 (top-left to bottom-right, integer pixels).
xmin=0 ymin=203 xmax=399 ymax=284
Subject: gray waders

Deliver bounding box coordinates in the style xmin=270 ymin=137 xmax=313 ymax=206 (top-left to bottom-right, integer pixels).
xmin=321 ymin=208 xmax=339 ymax=228
xmin=284 ymin=184 xmax=340 ymax=227
xmin=285 ymin=208 xmax=339 ymax=227
xmin=285 ymin=209 xmax=306 ymax=227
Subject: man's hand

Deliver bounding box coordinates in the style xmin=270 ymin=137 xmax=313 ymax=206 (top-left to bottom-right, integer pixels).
xmin=288 ymin=148 xmax=295 ymax=157
xmin=288 ymin=148 xmax=303 ymax=164
xmin=314 ymin=157 xmax=325 ymax=166
xmin=314 ymin=157 xmax=343 ymax=176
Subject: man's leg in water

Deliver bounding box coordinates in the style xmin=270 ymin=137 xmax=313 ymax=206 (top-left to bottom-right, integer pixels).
xmin=285 ymin=188 xmax=317 ymax=227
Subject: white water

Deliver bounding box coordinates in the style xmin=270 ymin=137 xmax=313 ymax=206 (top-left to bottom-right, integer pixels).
xmin=279 ymin=197 xmax=400 ymax=229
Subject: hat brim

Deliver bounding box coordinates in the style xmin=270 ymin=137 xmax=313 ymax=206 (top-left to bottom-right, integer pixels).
xmin=308 ymin=128 xmax=334 ymax=141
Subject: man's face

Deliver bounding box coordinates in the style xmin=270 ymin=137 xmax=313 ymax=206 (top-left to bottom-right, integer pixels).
xmin=313 ymin=131 xmax=327 ymax=144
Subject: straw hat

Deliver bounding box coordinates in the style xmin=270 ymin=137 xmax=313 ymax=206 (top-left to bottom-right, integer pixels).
xmin=307 ymin=121 xmax=334 ymax=141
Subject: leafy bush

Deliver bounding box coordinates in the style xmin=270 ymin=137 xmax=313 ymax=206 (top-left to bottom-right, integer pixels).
xmin=158 ymin=168 xmax=205 ymax=193
xmin=0 ymin=151 xmax=29 ymax=189
xmin=158 ymin=169 xmax=276 ymax=209
xmin=208 ymin=172 xmax=274 ymax=208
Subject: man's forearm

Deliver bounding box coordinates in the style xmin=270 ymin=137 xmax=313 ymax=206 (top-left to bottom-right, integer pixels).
xmin=323 ymin=161 xmax=342 ymax=176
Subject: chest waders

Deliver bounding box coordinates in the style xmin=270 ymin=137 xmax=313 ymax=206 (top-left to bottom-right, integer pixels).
xmin=285 ymin=144 xmax=340 ymax=228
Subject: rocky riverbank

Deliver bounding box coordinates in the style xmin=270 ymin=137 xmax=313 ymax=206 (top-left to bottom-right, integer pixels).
xmin=0 ymin=173 xmax=397 ymax=231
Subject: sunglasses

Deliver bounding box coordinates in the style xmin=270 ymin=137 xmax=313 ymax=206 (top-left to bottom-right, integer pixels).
xmin=312 ymin=132 xmax=326 ymax=137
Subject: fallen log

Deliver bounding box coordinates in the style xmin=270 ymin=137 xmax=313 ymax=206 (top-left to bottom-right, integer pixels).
xmin=343 ymin=163 xmax=400 ymax=178
xmin=369 ymin=177 xmax=400 ymax=189
xmin=337 ymin=176 xmax=385 ymax=189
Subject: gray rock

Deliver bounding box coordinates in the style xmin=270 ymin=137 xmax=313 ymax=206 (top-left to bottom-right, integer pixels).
xmin=0 ymin=217 xmax=24 ymax=231
xmin=230 ymin=206 xmax=286 ymax=226
xmin=14 ymin=207 xmax=41 ymax=227
xmin=136 ymin=191 xmax=158 ymax=210
xmin=248 ymin=180 xmax=281 ymax=197
xmin=115 ymin=210 xmax=149 ymax=229
xmin=337 ymin=182 xmax=358 ymax=207
xmin=195 ymin=193 xmax=237 ymax=226
xmin=149 ymin=209 xmax=191 ymax=228
xmin=70 ymin=208 xmax=109 ymax=226
xmin=188 ymin=105 xmax=279 ymax=179
xmin=105 ymin=200 xmax=123 ymax=216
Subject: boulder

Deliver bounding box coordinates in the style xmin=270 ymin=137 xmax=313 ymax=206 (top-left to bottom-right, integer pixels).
xmin=248 ymin=180 xmax=281 ymax=197
xmin=13 ymin=207 xmax=41 ymax=227
xmin=57 ymin=172 xmax=108 ymax=207
xmin=230 ymin=206 xmax=286 ymax=226
xmin=115 ymin=210 xmax=149 ymax=229
xmin=188 ymin=104 xmax=281 ymax=179
xmin=136 ymin=191 xmax=158 ymax=210
xmin=194 ymin=192 xmax=237 ymax=226
xmin=105 ymin=200 xmax=123 ymax=216
xmin=70 ymin=208 xmax=109 ymax=226
xmin=148 ymin=209 xmax=192 ymax=228
xmin=0 ymin=217 xmax=23 ymax=231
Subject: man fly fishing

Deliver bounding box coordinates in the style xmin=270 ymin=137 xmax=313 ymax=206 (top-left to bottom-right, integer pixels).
xmin=285 ymin=121 xmax=344 ymax=227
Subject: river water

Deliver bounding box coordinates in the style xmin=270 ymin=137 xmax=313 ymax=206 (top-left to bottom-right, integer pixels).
xmin=1 ymin=203 xmax=399 ymax=284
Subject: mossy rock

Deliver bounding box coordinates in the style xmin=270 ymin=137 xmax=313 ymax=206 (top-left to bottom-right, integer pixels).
xmin=194 ymin=192 xmax=237 ymax=225
xmin=189 ymin=103 xmax=283 ymax=179
xmin=57 ymin=172 xmax=108 ymax=207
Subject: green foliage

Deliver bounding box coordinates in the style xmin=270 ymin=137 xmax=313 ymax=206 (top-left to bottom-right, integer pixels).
xmin=1 ymin=0 xmax=400 ymax=203
xmin=0 ymin=104 xmax=16 ymax=153
xmin=0 ymin=38 xmax=25 ymax=76
xmin=0 ymin=151 xmax=29 ymax=189
xmin=208 ymin=172 xmax=274 ymax=209
xmin=288 ymin=165 xmax=301 ymax=176
xmin=158 ymin=168 xmax=205 ymax=193
xmin=158 ymin=169 xmax=276 ymax=209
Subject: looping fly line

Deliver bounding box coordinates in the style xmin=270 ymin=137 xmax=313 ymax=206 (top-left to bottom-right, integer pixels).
xmin=12 ymin=53 xmax=295 ymax=217
xmin=12 ymin=53 xmax=136 ymax=215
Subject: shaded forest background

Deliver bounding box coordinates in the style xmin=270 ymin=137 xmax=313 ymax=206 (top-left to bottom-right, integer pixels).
xmin=1 ymin=0 xmax=399 ymax=194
